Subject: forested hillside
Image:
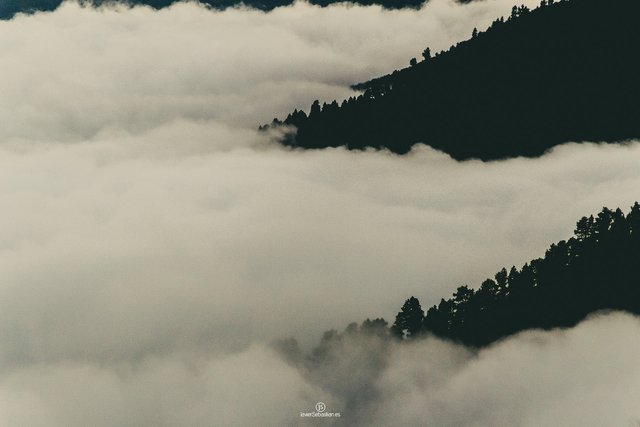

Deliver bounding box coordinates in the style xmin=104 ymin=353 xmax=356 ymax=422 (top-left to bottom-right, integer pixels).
xmin=272 ymin=0 xmax=640 ymax=160
xmin=349 ymin=203 xmax=640 ymax=348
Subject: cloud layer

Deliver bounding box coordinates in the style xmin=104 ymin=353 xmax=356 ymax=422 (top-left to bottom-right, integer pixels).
xmin=2 ymin=313 xmax=640 ymax=426
xmin=291 ymin=312 xmax=640 ymax=427
xmin=0 ymin=0 xmax=540 ymax=141
xmin=0 ymin=1 xmax=639 ymax=425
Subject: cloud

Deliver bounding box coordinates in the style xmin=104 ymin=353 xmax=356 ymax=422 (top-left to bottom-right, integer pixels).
xmin=2 ymin=313 xmax=639 ymax=426
xmin=372 ymin=312 xmax=640 ymax=427
xmin=0 ymin=0 xmax=539 ymax=142
xmin=4 ymin=137 xmax=640 ymax=367
xmin=0 ymin=1 xmax=638 ymax=425
xmin=0 ymin=344 xmax=322 ymax=427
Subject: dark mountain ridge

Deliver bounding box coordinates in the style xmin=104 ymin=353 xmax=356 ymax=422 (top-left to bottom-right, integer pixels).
xmin=0 ymin=0 xmax=471 ymax=20
xmin=271 ymin=0 xmax=640 ymax=160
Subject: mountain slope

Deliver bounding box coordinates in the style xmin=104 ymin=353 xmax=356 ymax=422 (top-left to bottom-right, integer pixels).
xmin=272 ymin=0 xmax=640 ymax=160
xmin=389 ymin=203 xmax=640 ymax=347
xmin=311 ymin=203 xmax=640 ymax=349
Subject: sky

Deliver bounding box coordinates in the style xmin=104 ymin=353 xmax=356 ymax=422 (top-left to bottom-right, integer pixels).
xmin=0 ymin=0 xmax=639 ymax=425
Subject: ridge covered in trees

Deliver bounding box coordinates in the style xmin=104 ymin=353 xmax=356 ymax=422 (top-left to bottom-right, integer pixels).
xmin=313 ymin=203 xmax=640 ymax=348
xmin=0 ymin=0 xmax=474 ymax=20
xmin=416 ymin=202 xmax=640 ymax=346
xmin=269 ymin=0 xmax=640 ymax=160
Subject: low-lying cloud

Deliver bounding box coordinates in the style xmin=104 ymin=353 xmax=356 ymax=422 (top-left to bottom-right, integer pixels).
xmin=0 ymin=0 xmax=540 ymax=141
xmin=0 ymin=1 xmax=638 ymax=425
xmin=2 ymin=313 xmax=639 ymax=426
xmin=288 ymin=312 xmax=640 ymax=427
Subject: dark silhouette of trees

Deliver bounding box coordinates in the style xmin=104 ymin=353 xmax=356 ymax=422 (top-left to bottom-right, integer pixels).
xmin=309 ymin=100 xmax=321 ymax=118
xmin=360 ymin=318 xmax=389 ymax=337
xmin=391 ymin=296 xmax=424 ymax=339
xmin=317 ymin=203 xmax=640 ymax=349
xmin=398 ymin=203 xmax=640 ymax=347
xmin=0 ymin=0 xmax=482 ymax=20
xmin=0 ymin=0 xmax=64 ymax=19
xmin=268 ymin=0 xmax=640 ymax=161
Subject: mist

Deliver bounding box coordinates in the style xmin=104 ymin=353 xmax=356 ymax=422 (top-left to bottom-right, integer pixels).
xmin=284 ymin=312 xmax=640 ymax=427
xmin=0 ymin=0 xmax=638 ymax=425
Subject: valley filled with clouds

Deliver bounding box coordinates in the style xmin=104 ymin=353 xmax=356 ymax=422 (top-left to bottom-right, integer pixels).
xmin=0 ymin=1 xmax=638 ymax=425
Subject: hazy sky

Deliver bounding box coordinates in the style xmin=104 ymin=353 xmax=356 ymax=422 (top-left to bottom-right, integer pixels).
xmin=0 ymin=0 xmax=639 ymax=425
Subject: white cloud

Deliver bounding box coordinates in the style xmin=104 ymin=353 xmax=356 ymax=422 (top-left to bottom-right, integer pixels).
xmin=0 ymin=345 xmax=321 ymax=427
xmin=2 ymin=313 xmax=639 ymax=426
xmin=370 ymin=312 xmax=640 ymax=427
xmin=0 ymin=0 xmax=539 ymax=141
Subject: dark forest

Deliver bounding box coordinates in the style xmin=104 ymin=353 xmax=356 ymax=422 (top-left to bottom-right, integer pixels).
xmin=269 ymin=0 xmax=640 ymax=160
xmin=320 ymin=203 xmax=640 ymax=349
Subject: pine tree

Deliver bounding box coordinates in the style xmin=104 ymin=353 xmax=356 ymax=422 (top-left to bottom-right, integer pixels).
xmin=391 ymin=297 xmax=424 ymax=339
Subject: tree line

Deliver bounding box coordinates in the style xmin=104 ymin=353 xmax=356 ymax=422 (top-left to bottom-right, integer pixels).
xmin=267 ymin=0 xmax=640 ymax=160
xmin=309 ymin=203 xmax=640 ymax=348
xmin=392 ymin=203 xmax=640 ymax=346
xmin=1 ymin=0 xmax=476 ymax=20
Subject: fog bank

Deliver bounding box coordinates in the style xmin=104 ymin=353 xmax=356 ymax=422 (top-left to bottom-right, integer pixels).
xmin=0 ymin=1 xmax=637 ymax=425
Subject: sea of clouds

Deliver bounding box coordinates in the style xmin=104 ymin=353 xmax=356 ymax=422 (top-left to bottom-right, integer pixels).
xmin=1 ymin=0 xmax=639 ymax=425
